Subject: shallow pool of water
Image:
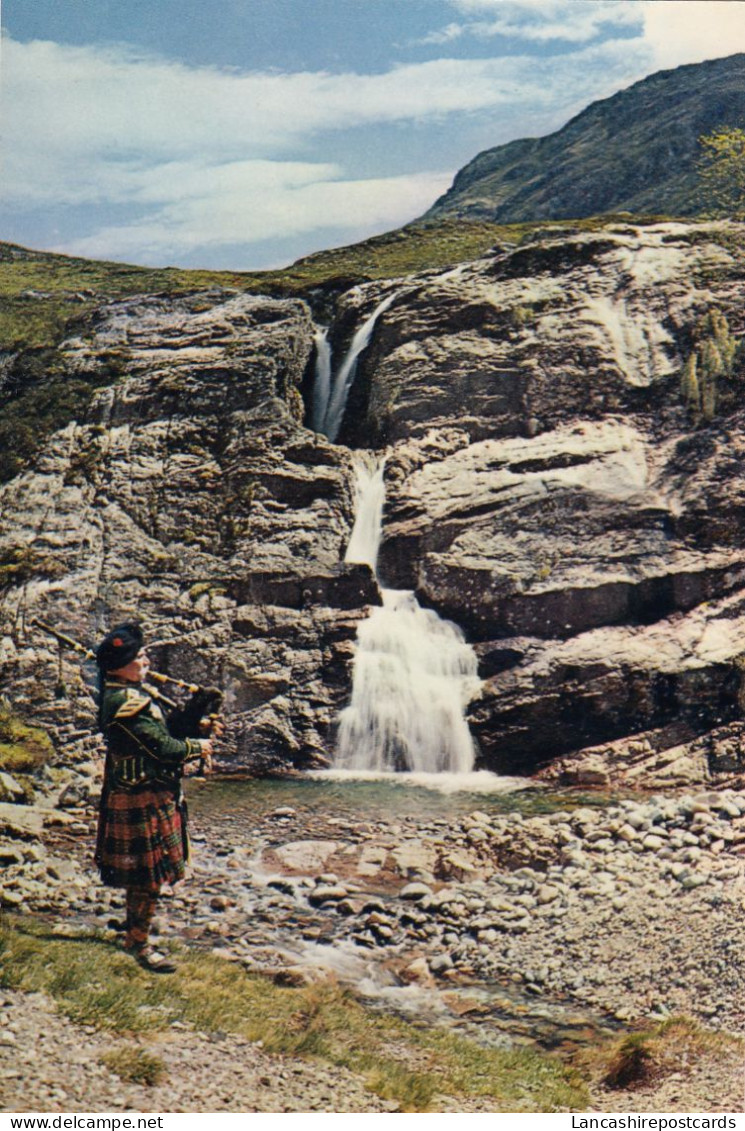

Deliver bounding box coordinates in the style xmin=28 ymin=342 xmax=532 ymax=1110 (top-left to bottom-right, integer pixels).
xmin=187 ymin=770 xmax=626 ymax=826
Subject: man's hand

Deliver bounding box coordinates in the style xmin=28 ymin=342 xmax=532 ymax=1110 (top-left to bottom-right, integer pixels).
xmin=199 ymin=738 xmax=214 ymax=774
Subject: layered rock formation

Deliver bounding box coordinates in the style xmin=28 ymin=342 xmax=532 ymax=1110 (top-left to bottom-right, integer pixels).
xmin=334 ymin=220 xmax=745 ymax=775
xmin=0 ymin=290 xmax=377 ymax=767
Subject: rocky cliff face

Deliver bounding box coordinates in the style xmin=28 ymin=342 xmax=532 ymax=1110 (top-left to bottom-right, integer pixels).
xmin=3 ymin=219 xmax=745 ymax=782
xmin=332 ymin=220 xmax=745 ymax=780
xmin=0 ymin=290 xmax=377 ymax=768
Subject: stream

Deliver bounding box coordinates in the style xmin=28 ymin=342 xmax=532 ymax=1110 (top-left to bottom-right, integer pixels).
xmin=184 ymin=773 xmax=623 ymax=1054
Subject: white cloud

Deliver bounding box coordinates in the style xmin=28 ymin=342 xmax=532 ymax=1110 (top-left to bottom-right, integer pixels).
xmin=58 ymin=167 xmax=453 ymax=265
xmin=1 ymin=34 xmax=551 ymax=192
xmin=0 ymin=31 xmax=641 ymax=205
xmin=434 ymin=1 xmax=642 ymax=45
xmin=419 ymin=22 xmax=467 ymax=46
xmin=0 ymin=29 xmax=587 ymax=265
xmin=439 ymin=0 xmax=745 ymax=60
xmin=638 ymin=2 xmax=745 ymax=70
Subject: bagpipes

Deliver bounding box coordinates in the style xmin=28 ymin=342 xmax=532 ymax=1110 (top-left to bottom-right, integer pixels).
xmin=31 ymin=618 xmax=225 ymax=743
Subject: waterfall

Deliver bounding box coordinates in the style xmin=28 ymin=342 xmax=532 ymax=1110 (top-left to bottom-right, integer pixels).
xmin=336 ymin=460 xmax=481 ymax=775
xmin=344 ymin=457 xmax=386 ymax=570
xmin=313 ymin=292 xmax=398 ymax=442
xmin=311 ymin=327 xmax=333 ymax=434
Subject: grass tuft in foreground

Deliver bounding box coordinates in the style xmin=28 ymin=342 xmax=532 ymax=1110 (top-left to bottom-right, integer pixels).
xmin=603 ymin=1032 xmax=655 ymax=1089
xmin=580 ymin=1016 xmax=744 ymax=1094
xmin=100 ymin=1046 xmax=167 ymax=1087
xmin=0 ymin=915 xmax=588 ymax=1112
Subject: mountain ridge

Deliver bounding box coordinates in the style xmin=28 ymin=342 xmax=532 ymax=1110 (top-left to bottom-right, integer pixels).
xmin=424 ymin=52 xmax=745 ymax=224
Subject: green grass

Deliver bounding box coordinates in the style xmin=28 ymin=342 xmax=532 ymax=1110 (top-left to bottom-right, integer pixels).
xmin=100 ymin=1046 xmax=167 ymax=1087
xmin=0 ymin=213 xmax=706 ymax=349
xmin=0 ymin=704 xmax=54 ymax=774
xmin=0 ymin=914 xmax=588 ymax=1112
xmin=578 ymin=1016 xmax=744 ymax=1094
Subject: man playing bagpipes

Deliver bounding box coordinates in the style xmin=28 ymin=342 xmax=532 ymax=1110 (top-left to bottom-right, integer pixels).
xmin=93 ymin=622 xmax=221 ymax=973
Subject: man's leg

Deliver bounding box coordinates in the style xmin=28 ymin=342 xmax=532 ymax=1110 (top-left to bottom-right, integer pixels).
xmin=123 ymin=887 xmax=176 ymax=972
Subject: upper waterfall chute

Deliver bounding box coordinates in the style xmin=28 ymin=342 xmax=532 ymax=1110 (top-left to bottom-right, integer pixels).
xmin=312 ymin=291 xmax=399 ymax=443
xmin=310 ymin=327 xmax=333 ymax=434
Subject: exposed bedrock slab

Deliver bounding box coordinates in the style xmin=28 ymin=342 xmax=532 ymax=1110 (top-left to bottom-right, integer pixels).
xmin=0 ymin=291 xmax=379 ymax=768
xmin=354 ymin=222 xmax=745 ymax=773
xmin=468 ymin=592 xmax=745 ymax=772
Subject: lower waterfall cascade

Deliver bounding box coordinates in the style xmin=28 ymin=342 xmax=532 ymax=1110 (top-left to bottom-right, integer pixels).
xmin=336 ymin=459 xmax=482 ymax=774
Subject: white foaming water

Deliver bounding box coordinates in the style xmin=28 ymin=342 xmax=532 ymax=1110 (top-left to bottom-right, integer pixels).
xmin=318 ymin=291 xmax=398 ymax=442
xmin=337 ymin=460 xmax=482 ymax=775
xmin=310 ymin=326 xmax=332 ymax=433
xmin=344 ymin=456 xmax=386 ymax=569
xmin=336 ymin=589 xmax=481 ymax=773
xmin=310 ymin=768 xmax=532 ymax=795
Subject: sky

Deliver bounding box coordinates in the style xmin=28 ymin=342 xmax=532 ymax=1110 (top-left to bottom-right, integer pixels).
xmin=2 ymin=1 xmax=745 ymax=271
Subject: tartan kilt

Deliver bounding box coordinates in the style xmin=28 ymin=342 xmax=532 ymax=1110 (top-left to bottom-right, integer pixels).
xmin=95 ymin=783 xmax=189 ymax=890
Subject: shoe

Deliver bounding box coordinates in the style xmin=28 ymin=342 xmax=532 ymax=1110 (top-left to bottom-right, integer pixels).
xmin=134 ymin=947 xmax=177 ymax=974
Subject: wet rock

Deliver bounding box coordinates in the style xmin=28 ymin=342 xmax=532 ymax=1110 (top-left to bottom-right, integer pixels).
xmin=45 ymin=857 xmax=78 ymax=883
xmin=429 ymin=953 xmax=454 ymax=975
xmin=391 ymin=840 xmax=437 ymax=877
xmin=436 ymin=853 xmax=480 ymax=882
xmin=399 ymin=958 xmax=435 ymax=987
xmin=0 ymin=844 xmax=24 ymax=866
xmin=336 ymin=898 xmax=366 ymax=916
xmin=210 ymin=895 xmax=232 ymax=912
xmin=271 ymin=841 xmax=339 ymax=873
xmin=0 ymin=803 xmax=43 ymax=839
xmin=266 ymin=879 xmax=296 ymax=897
xmin=57 ymin=783 xmax=90 ymax=808
xmin=356 ymin=846 xmax=389 ymax=876
xmin=536 ymin=885 xmax=560 ymax=905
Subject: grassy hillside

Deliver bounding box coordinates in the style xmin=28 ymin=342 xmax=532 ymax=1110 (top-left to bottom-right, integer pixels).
xmin=0 ymin=223 xmax=504 ymax=351
xmin=0 ymin=214 xmax=669 ymax=352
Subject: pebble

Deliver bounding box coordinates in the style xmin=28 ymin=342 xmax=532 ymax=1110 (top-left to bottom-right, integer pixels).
xmin=307 ymin=885 xmax=347 ymax=906
xmin=0 ymin=988 xmax=395 ymax=1112
xmin=399 ymin=882 xmax=433 ymax=901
